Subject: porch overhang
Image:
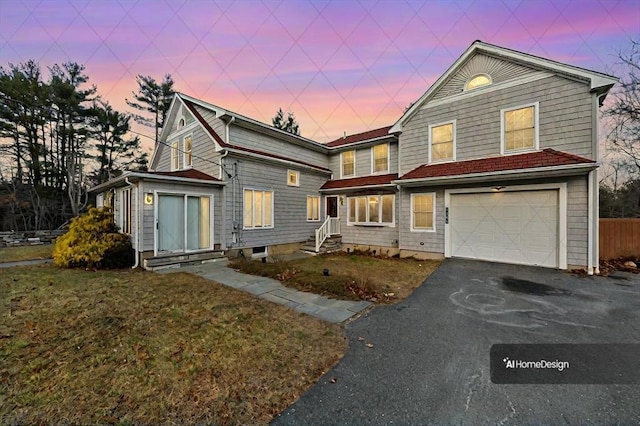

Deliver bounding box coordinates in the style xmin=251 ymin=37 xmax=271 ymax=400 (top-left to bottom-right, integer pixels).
xmin=394 ymin=163 xmax=598 ymax=187
xmin=320 ymin=184 xmax=397 ymax=194
xmin=89 ymin=170 xmax=226 ymax=193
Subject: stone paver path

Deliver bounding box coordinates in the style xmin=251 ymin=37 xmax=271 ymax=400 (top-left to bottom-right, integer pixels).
xmin=157 ymin=260 xmax=372 ymax=323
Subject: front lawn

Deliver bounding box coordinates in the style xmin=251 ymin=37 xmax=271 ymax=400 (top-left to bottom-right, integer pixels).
xmin=0 ymin=265 xmax=346 ymax=425
xmin=0 ymin=245 xmax=53 ymax=263
xmin=229 ymin=253 xmax=441 ymax=303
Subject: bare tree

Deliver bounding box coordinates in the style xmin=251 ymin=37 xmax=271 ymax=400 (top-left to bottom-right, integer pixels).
xmin=605 ymin=39 xmax=640 ymax=176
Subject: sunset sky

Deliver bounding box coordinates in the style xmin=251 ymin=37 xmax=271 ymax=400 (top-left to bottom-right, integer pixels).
xmin=1 ymin=0 xmax=639 ymax=151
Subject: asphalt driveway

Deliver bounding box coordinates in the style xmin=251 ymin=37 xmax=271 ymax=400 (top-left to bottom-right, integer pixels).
xmin=273 ymin=259 xmax=640 ymax=425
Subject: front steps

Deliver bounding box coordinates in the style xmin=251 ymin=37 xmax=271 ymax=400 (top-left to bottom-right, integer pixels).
xmin=144 ymin=251 xmax=226 ymax=270
xmin=300 ymin=235 xmax=342 ymax=254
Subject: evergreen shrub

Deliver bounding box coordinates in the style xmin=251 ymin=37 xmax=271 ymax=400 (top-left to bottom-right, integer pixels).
xmin=53 ymin=206 xmax=133 ymax=269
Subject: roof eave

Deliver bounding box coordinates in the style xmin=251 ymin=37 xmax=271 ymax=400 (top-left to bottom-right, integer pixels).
xmin=320 ymin=183 xmax=397 ymax=193
xmin=327 ymin=134 xmax=398 ymax=150
xmin=395 ymin=163 xmax=598 ymax=187
xmin=89 ymin=171 xmax=226 ymax=193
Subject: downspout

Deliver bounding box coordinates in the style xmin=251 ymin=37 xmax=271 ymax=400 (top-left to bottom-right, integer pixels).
xmin=220 ymin=149 xmax=229 ymax=250
xmin=125 ymin=177 xmax=139 ymax=269
xmin=224 ymin=116 xmax=237 ymax=246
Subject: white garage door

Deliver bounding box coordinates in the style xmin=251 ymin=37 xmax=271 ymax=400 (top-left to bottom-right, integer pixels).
xmin=450 ymin=190 xmax=558 ymax=267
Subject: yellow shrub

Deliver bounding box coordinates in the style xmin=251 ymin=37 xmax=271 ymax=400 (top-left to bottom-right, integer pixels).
xmin=53 ymin=207 xmax=133 ymax=269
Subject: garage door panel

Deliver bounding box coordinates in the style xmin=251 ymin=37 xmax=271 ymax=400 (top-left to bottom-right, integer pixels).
xmin=450 ymin=190 xmax=558 ymax=268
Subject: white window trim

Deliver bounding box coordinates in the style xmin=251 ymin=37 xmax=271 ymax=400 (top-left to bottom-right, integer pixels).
xmin=152 ymin=190 xmax=215 ymax=256
xmin=370 ymin=143 xmax=390 ymax=174
xmin=182 ymin=134 xmax=193 ymax=169
xmin=341 ymin=150 xmax=355 ymax=178
xmin=464 ymin=73 xmax=492 ymax=91
xmin=243 ymin=188 xmax=275 ymax=230
xmin=410 ymin=192 xmax=436 ymax=233
xmin=500 ymin=101 xmax=540 ymax=155
xmin=306 ymin=195 xmax=320 ymax=222
xmin=287 ymin=169 xmax=300 ymax=187
xmin=170 ymin=142 xmax=179 ymax=171
xmin=346 ymin=194 xmax=395 ymax=227
xmin=119 ymin=187 xmax=132 ymax=235
xmin=428 ymin=120 xmax=456 ymax=164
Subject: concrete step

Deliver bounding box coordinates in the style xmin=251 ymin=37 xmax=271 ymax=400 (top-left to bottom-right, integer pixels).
xmin=145 ymin=251 xmax=225 ymax=270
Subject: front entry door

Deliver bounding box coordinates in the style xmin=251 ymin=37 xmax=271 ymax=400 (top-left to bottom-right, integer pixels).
xmin=326 ymin=196 xmax=338 ymax=218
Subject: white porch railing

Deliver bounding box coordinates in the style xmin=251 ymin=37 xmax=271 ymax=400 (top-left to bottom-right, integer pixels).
xmin=329 ymin=217 xmax=340 ymax=236
xmin=315 ymin=217 xmax=341 ymax=252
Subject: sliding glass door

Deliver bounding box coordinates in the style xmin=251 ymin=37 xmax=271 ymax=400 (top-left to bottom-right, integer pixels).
xmin=157 ymin=193 xmax=212 ymax=254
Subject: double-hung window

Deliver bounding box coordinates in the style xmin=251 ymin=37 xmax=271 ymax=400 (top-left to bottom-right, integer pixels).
xmin=347 ymin=194 xmax=394 ymax=225
xmin=341 ymin=150 xmax=355 ymax=177
xmin=429 ymin=121 xmax=455 ymax=162
xmin=183 ymin=135 xmax=192 ymax=168
xmin=306 ymin=195 xmax=320 ymax=221
xmin=502 ymin=103 xmax=538 ymax=153
xmin=243 ymin=189 xmax=274 ymax=229
xmin=171 ymin=142 xmax=179 ymax=170
xmin=372 ymin=144 xmax=389 ymax=173
xmin=411 ymin=193 xmax=435 ymax=232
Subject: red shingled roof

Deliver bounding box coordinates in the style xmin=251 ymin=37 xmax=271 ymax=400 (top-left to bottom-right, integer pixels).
xmin=146 ymin=169 xmax=220 ymax=181
xmin=183 ymin=100 xmax=331 ymax=172
xmin=325 ymin=126 xmax=393 ymax=148
xmin=399 ymin=149 xmax=595 ymax=180
xmin=321 ymin=173 xmax=398 ymax=190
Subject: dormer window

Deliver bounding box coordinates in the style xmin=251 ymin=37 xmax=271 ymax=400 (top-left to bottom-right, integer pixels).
xmin=465 ymin=74 xmax=491 ymax=91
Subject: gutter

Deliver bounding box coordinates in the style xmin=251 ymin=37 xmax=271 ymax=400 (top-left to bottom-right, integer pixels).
xmin=89 ymin=171 xmax=226 ymax=193
xmin=320 ymin=183 xmax=397 ymax=193
xmin=394 ymin=163 xmax=598 ymax=187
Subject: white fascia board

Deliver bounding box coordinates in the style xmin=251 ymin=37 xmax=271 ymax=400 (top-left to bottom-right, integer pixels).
xmin=394 ymin=163 xmax=598 ymax=187
xmin=327 ymin=134 xmax=397 ymax=151
xmin=89 ymin=171 xmax=226 ymax=193
xmin=319 ymin=184 xmax=397 ymax=193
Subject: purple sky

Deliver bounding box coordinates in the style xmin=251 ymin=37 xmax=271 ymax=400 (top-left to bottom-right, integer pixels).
xmin=1 ymin=0 xmax=639 ymax=150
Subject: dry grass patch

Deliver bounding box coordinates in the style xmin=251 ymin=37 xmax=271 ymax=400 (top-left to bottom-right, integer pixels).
xmin=0 ymin=245 xmax=53 ymax=263
xmin=230 ymin=253 xmax=441 ymax=303
xmin=0 ymin=265 xmax=346 ymax=425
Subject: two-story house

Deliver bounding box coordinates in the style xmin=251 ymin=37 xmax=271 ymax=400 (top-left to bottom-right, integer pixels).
xmin=91 ymin=41 xmax=617 ymax=274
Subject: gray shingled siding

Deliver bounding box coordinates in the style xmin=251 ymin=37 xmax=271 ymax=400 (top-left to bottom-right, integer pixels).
xmin=337 ymin=194 xmax=400 ymax=248
xmin=567 ymin=175 xmax=588 ymax=266
xmin=398 ymin=188 xmax=445 ymax=254
xmin=432 ymin=53 xmax=540 ymax=101
xmin=328 ymin=143 xmax=398 ymax=179
xmin=193 ymin=105 xmax=226 ymax=143
xmin=399 ymin=75 xmax=593 ymax=176
xmin=229 ymin=125 xmax=328 ymax=167
xmin=223 ymin=154 xmax=329 ymax=250
xmin=141 ymin=181 xmax=222 ymax=252
xmin=397 ymin=176 xmax=590 ymax=267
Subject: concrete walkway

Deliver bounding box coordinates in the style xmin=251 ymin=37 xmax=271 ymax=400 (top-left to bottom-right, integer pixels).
xmin=157 ymin=260 xmax=372 ymax=324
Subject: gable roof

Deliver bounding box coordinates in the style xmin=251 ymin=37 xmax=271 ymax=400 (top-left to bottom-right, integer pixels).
xmin=320 ymin=173 xmax=398 ymax=191
xmin=390 ymin=40 xmax=618 ymax=133
xmin=182 ymin=98 xmax=331 ymax=173
xmin=398 ymin=149 xmax=596 ymax=182
xmin=325 ymin=126 xmax=394 ymax=148
xmin=177 ymin=93 xmax=328 ymax=152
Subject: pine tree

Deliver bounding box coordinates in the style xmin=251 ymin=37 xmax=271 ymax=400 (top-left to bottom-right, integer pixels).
xmin=125 ymin=74 xmax=175 ymax=144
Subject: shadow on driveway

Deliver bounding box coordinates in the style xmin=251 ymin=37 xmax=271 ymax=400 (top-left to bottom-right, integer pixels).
xmin=273 ymin=259 xmax=640 ymax=425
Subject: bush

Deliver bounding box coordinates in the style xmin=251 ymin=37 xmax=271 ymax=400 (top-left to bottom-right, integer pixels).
xmin=53 ymin=206 xmax=134 ymax=269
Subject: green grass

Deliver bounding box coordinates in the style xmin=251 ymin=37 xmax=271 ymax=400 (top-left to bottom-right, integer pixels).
xmin=0 ymin=265 xmax=347 ymax=425
xmin=230 ymin=252 xmax=441 ymax=303
xmin=0 ymin=245 xmax=53 ymax=263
